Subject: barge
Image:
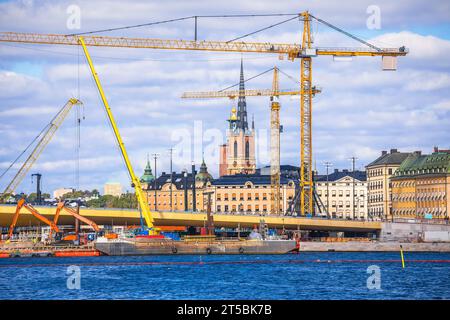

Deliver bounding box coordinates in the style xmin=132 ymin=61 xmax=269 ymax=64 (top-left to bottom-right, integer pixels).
xmin=95 ymin=235 xmax=298 ymax=255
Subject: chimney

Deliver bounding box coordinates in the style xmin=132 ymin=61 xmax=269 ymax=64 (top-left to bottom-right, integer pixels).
xmin=390 ymin=149 xmax=398 ymax=154
xmin=413 ymin=151 xmax=422 ymax=156
xmin=434 ymin=146 xmax=439 ymax=153
xmin=381 ymin=150 xmax=387 ymax=156
xmin=343 ymin=169 xmax=348 ymax=173
xmin=334 ymin=169 xmax=339 ymax=173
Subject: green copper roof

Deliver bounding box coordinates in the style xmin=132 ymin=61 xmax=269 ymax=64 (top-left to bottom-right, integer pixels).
xmin=195 ymin=158 xmax=213 ymax=182
xmin=393 ymin=151 xmax=450 ymax=178
xmin=140 ymin=157 xmax=155 ymax=183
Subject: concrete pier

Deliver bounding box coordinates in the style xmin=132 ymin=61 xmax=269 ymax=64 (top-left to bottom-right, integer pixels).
xmin=299 ymin=241 xmax=450 ymax=252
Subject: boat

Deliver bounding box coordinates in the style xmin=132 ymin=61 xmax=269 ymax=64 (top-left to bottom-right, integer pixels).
xmin=95 ymin=233 xmax=298 ymax=256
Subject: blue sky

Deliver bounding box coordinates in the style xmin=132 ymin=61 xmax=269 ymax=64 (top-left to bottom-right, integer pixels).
xmin=0 ymin=0 xmax=449 ymax=196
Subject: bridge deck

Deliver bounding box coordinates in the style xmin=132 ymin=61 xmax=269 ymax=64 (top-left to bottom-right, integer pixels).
xmin=0 ymin=205 xmax=381 ymax=232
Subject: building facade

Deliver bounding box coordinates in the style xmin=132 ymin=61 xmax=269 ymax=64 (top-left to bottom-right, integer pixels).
xmin=103 ymin=182 xmax=122 ymax=197
xmin=315 ymin=169 xmax=368 ymax=220
xmin=219 ymin=60 xmax=256 ymax=176
xmin=143 ymin=160 xmax=213 ymax=212
xmin=206 ymin=174 xmax=296 ymax=215
xmin=366 ymin=149 xmax=411 ymax=221
xmin=53 ymin=188 xmax=75 ymax=199
xmin=391 ymin=148 xmax=450 ymax=220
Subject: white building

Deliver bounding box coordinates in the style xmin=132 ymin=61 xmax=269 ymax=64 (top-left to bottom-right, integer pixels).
xmin=53 ymin=188 xmax=74 ymax=199
xmin=315 ymin=169 xmax=368 ymax=220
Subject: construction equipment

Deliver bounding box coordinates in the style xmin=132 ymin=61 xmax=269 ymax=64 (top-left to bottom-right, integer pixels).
xmin=31 ymin=173 xmax=42 ymax=205
xmin=77 ymin=37 xmax=157 ymax=235
xmin=7 ymin=198 xmax=59 ymax=240
xmin=51 ymin=201 xmax=100 ymax=238
xmin=183 ymin=66 xmax=319 ymax=214
xmin=0 ymin=98 xmax=81 ymax=201
xmin=0 ymin=11 xmax=408 ymax=217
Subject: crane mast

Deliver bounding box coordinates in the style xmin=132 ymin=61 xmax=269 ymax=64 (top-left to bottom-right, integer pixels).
xmin=300 ymin=12 xmax=314 ymax=215
xmin=270 ymin=67 xmax=281 ymax=214
xmin=1 ymin=98 xmax=81 ymax=200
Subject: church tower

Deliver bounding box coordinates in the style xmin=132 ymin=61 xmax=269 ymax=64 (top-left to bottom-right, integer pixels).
xmin=219 ymin=59 xmax=256 ymax=176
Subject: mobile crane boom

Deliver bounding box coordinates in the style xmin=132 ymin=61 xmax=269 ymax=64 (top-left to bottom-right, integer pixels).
xmin=51 ymin=201 xmax=100 ymax=237
xmin=8 ymin=198 xmax=59 ymax=239
xmin=78 ymin=37 xmax=156 ymax=233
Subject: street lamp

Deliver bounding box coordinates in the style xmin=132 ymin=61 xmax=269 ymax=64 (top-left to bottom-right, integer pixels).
xmin=323 ymin=162 xmax=333 ymax=219
xmin=183 ymin=169 xmax=188 ymax=211
xmin=152 ymin=153 xmax=160 ymax=211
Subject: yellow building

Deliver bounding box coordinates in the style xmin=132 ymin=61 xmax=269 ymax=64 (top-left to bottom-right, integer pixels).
xmin=103 ymin=182 xmax=122 ymax=197
xmin=391 ymin=148 xmax=450 ymax=220
xmin=205 ymin=174 xmax=296 ymax=215
xmin=366 ymin=149 xmax=412 ymax=221
xmin=142 ymin=160 xmax=212 ymax=212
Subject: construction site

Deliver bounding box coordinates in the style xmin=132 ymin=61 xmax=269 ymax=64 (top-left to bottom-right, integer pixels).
xmin=1 ymin=10 xmax=449 ymax=258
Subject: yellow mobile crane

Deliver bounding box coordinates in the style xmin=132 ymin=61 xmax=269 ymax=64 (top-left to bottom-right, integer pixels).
xmin=182 ymin=67 xmax=320 ymax=214
xmin=0 ymin=98 xmax=81 ymax=202
xmin=0 ymin=11 xmax=408 ymax=216
xmin=77 ymin=38 xmax=157 ymax=235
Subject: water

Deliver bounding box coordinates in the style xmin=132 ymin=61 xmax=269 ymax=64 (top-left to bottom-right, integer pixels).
xmin=0 ymin=252 xmax=449 ymax=300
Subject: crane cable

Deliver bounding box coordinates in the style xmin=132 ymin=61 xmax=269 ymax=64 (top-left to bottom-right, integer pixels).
xmin=309 ymin=14 xmax=381 ymax=52
xmin=68 ymin=13 xmax=300 ymax=36
xmin=216 ymin=66 xmax=300 ymax=93
xmin=226 ymin=15 xmax=300 ymax=43
xmin=218 ymin=67 xmax=274 ymax=92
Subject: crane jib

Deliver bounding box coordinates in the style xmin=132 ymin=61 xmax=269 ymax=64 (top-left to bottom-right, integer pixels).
xmin=0 ymin=32 xmax=407 ymax=57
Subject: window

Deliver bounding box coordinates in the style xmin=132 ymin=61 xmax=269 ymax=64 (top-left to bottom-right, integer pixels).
xmin=232 ymin=193 xmax=236 ymax=201
xmin=245 ymin=141 xmax=250 ymax=159
xmin=234 ymin=141 xmax=238 ymax=158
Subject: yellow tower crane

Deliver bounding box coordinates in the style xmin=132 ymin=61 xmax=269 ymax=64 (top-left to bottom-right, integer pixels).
xmin=182 ymin=67 xmax=320 ymax=214
xmin=0 ymin=98 xmax=81 ymax=202
xmin=0 ymin=11 xmax=408 ymax=217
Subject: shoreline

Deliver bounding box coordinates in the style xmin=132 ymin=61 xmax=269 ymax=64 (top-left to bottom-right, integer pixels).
xmin=298 ymin=241 xmax=450 ymax=252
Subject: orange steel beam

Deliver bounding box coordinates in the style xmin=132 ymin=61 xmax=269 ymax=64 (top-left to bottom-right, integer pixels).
xmin=53 ymin=201 xmax=100 ymax=233
xmin=8 ymin=199 xmax=59 ymax=239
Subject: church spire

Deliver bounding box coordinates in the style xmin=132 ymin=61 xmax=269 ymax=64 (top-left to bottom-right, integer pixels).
xmin=237 ymin=58 xmax=248 ymax=132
